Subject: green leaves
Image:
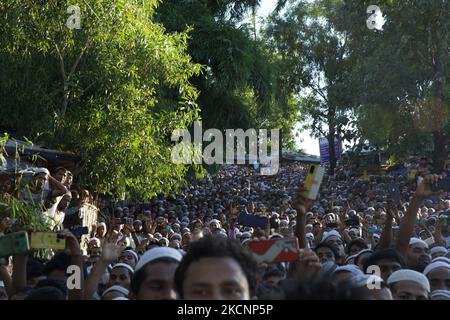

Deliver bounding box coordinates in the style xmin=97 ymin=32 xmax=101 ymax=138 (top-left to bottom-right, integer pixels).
xmin=0 ymin=0 xmax=203 ymax=201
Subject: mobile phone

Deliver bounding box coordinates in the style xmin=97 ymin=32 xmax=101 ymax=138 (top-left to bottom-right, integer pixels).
xmin=70 ymin=226 xmax=89 ymax=237
xmin=0 ymin=231 xmax=30 ymax=258
xmin=30 ymin=232 xmax=66 ymax=250
xmin=432 ymin=178 xmax=450 ymax=192
xmin=238 ymin=213 xmax=268 ymax=229
xmin=248 ymin=237 xmax=300 ymax=264
xmin=301 ymin=165 xmax=325 ymax=200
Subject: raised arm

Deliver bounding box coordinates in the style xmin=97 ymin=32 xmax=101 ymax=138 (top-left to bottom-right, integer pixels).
xmin=433 ymin=216 xmax=446 ymax=247
xmin=60 ymin=229 xmax=84 ymax=300
xmin=11 ymin=254 xmax=27 ymax=294
xmin=292 ymin=184 xmax=313 ymax=249
xmin=378 ymin=201 xmax=395 ymax=250
xmin=0 ymin=263 xmax=12 ymax=296
xmin=395 ymin=175 xmax=437 ymax=257
xmin=83 ymin=235 xmax=125 ymax=299
xmin=48 ymin=175 xmax=69 ymax=198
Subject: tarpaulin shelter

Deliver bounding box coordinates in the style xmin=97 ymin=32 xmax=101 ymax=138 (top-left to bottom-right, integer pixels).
xmin=2 ymin=138 xmax=81 ymax=173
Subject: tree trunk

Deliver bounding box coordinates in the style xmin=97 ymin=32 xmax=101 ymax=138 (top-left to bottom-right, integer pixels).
xmin=430 ymin=23 xmax=449 ymax=172
xmin=432 ymin=130 xmax=448 ymax=172
xmin=328 ymin=106 xmax=337 ymax=175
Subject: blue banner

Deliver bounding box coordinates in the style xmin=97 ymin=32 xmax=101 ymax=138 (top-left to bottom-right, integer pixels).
xmin=319 ymin=137 xmax=341 ymax=164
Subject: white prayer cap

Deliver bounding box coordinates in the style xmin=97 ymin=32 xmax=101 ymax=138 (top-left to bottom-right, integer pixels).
xmin=345 ymin=254 xmax=358 ymax=265
xmin=334 ymin=265 xmax=364 ymax=277
xmin=33 ymin=167 xmax=50 ymax=176
xmin=123 ymin=250 xmax=139 ymax=263
xmin=269 ymin=233 xmax=283 ymax=240
xmin=209 ymin=219 xmax=220 ymax=226
xmin=306 ymin=224 xmax=313 ymax=229
xmin=112 ymin=297 xmax=129 ymax=300
xmin=134 ymin=247 xmax=182 ymax=272
xmin=409 ymin=237 xmax=429 ymax=249
xmin=387 ymin=269 xmax=430 ymax=292
xmin=430 ymin=246 xmax=448 ymax=257
xmin=241 ymin=231 xmax=252 ymax=239
xmin=430 ymin=290 xmax=450 ymax=300
xmin=353 ymin=274 xmax=384 ymax=288
xmin=111 ymin=263 xmax=134 ymax=274
xmin=322 ymin=230 xmax=342 ymax=243
xmin=432 ymin=257 xmax=450 ymax=264
xmin=102 ymin=285 xmax=129 ymax=298
xmin=423 ymin=262 xmax=450 ymax=276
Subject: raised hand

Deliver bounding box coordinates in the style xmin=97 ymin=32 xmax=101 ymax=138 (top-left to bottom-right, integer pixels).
xmin=293 ymin=249 xmax=321 ymax=279
xmin=101 ymin=237 xmax=126 ymax=263
xmin=292 ymin=184 xmax=313 ymax=216
xmin=59 ymin=229 xmax=81 ymax=256
xmin=415 ymin=174 xmax=440 ymax=200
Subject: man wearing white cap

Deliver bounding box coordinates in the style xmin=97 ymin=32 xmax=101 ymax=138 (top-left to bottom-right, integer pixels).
xmin=101 ymin=285 xmax=129 ymax=300
xmin=118 ymin=249 xmax=139 ymax=268
xmin=395 ymin=175 xmax=437 ymax=272
xmin=430 ymin=246 xmax=448 ymax=259
xmin=406 ymin=238 xmax=431 ymax=272
xmin=129 ymin=247 xmax=182 ymax=300
xmin=322 ymin=230 xmax=345 ymax=265
xmin=430 ymin=290 xmax=450 ymax=300
xmin=423 ymin=261 xmax=450 ymax=292
xmin=387 ymin=269 xmax=430 ymax=300
xmin=107 ymin=263 xmax=134 ymax=290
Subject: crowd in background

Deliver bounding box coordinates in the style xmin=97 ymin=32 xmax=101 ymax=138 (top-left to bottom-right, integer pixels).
xmin=0 ymin=157 xmax=449 ymax=300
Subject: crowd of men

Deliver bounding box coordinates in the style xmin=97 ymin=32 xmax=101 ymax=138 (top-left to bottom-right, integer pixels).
xmin=0 ymin=157 xmax=449 ymax=300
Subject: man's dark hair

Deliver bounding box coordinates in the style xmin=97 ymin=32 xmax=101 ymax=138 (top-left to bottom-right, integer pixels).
xmin=255 ymin=281 xmax=285 ymax=300
xmin=43 ymin=252 xmax=71 ymax=276
xmin=53 ymin=167 xmax=67 ymax=174
xmin=27 ymin=258 xmax=45 ymax=281
xmin=280 ymin=275 xmax=364 ymax=300
xmin=25 ymin=287 xmax=65 ymax=300
xmin=262 ymin=268 xmax=286 ymax=281
xmin=35 ymin=278 xmax=67 ymax=298
xmin=174 ymin=235 xmax=258 ymax=298
xmin=314 ymin=242 xmax=339 ymax=259
xmin=347 ymin=239 xmax=368 ymax=255
xmin=362 ymin=248 xmax=406 ymax=273
xmin=129 ymin=257 xmax=179 ymax=295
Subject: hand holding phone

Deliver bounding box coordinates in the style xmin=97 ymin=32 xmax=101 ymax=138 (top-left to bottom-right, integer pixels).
xmin=0 ymin=231 xmax=30 ymax=257
xmin=300 ymin=165 xmax=325 ymax=200
xmin=30 ymin=232 xmax=66 ymax=250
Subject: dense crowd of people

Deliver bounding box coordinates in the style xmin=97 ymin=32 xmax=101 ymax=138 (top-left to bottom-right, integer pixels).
xmin=0 ymin=157 xmax=449 ymax=300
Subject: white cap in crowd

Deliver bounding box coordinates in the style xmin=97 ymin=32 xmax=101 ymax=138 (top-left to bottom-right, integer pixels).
xmin=409 ymin=237 xmax=429 ymax=249
xmin=387 ymin=269 xmax=430 ymax=292
xmin=321 ymin=230 xmax=342 ymax=243
xmin=423 ymin=261 xmax=450 ymax=276
xmin=134 ymin=247 xmax=183 ymax=272
xmin=102 ymin=285 xmax=129 ymax=298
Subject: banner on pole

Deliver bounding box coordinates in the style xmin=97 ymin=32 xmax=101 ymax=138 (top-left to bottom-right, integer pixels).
xmin=319 ymin=137 xmax=341 ymax=164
